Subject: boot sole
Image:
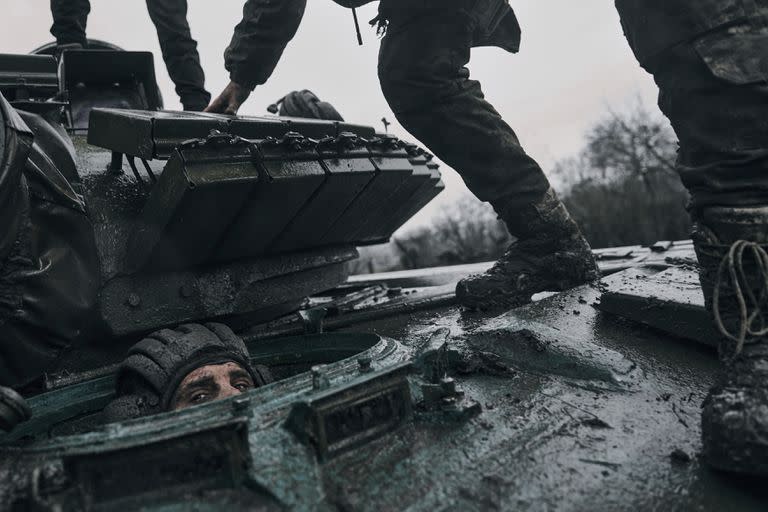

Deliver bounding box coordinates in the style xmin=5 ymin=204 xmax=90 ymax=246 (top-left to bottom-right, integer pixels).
xmin=456 ymin=272 xmax=600 ymax=311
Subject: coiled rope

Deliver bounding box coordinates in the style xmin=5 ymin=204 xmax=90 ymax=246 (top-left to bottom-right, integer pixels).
xmin=713 ymin=240 xmax=768 ymax=358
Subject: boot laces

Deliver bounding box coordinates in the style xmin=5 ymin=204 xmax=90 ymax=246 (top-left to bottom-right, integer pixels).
xmin=713 ymin=240 xmax=768 ymax=359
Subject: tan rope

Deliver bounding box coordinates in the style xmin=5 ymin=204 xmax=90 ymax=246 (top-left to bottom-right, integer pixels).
xmin=713 ymin=240 xmax=768 ymax=359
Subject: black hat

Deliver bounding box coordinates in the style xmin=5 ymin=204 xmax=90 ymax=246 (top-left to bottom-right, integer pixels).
xmin=270 ymin=90 xmax=345 ymax=122
xmin=104 ymin=323 xmax=271 ymax=421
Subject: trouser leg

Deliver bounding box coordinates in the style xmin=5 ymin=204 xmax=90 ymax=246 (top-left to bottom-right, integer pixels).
xmin=0 ymin=95 xmax=32 ymax=264
xmin=49 ymin=0 xmax=90 ymax=47
xmin=615 ymin=2 xmax=768 ymax=339
xmin=616 ymin=2 xmax=768 ymax=211
xmin=616 ymin=1 xmax=768 ymax=476
xmin=146 ymin=0 xmax=211 ymax=111
xmin=378 ymin=10 xmax=551 ymax=211
xmin=378 ymin=9 xmax=598 ymax=310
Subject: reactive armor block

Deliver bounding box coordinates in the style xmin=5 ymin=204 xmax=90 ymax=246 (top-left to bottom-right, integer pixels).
xmin=357 ymin=144 xmax=445 ymax=245
xmin=81 ymin=108 xmax=443 ymax=337
xmin=320 ymin=134 xmax=414 ymax=245
xmin=271 ymin=133 xmax=378 ymax=252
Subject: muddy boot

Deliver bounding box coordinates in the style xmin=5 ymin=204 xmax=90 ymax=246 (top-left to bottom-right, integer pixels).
xmin=695 ymin=206 xmax=768 ymax=476
xmin=456 ymin=188 xmax=600 ymax=310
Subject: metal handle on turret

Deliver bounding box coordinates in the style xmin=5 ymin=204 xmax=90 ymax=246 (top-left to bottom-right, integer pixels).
xmin=0 ymin=386 xmax=32 ymax=433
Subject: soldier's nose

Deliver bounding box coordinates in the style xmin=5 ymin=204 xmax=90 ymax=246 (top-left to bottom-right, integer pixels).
xmin=219 ymin=383 xmax=242 ymax=399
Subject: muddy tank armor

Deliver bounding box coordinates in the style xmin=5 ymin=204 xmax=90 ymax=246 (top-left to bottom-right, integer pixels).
xmin=0 ymin=48 xmax=444 ymax=384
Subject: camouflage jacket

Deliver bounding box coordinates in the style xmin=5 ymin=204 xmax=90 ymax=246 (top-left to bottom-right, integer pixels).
xmin=224 ymin=0 xmax=520 ymax=90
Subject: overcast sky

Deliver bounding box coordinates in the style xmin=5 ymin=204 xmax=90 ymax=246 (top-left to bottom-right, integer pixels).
xmin=3 ymin=1 xmax=661 ymax=232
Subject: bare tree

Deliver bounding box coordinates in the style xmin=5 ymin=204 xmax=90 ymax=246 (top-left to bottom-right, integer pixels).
xmin=557 ymin=100 xmax=690 ymax=248
xmin=554 ymin=99 xmax=677 ymax=191
xmin=393 ymin=195 xmax=511 ymax=268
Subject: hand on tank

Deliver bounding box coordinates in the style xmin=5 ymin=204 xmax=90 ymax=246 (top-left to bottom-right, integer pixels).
xmin=204 ymin=81 xmax=251 ymax=116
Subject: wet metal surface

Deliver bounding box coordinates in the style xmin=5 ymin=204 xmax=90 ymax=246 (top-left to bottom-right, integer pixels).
xmin=2 ymin=272 xmax=766 ymax=509
xmin=599 ymin=264 xmax=720 ymax=347
xmin=324 ymin=281 xmax=766 ymax=511
xmin=100 ymin=247 xmax=357 ymax=336
xmin=347 ymin=240 xmax=697 ymax=289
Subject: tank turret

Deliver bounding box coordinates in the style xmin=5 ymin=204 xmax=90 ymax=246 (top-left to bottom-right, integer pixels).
xmin=0 ymin=47 xmax=443 ymax=377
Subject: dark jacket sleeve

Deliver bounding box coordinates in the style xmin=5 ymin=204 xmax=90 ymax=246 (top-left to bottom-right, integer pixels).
xmin=224 ymin=0 xmax=307 ymax=90
xmin=0 ymin=94 xmax=33 ymax=262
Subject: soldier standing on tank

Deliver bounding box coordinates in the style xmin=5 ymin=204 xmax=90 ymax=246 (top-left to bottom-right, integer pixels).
xmin=49 ymin=0 xmax=211 ymax=111
xmin=204 ymin=0 xmax=601 ymax=311
xmin=614 ymin=0 xmax=768 ymax=477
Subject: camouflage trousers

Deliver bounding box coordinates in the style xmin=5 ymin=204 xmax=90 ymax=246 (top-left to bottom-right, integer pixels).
xmin=615 ymin=0 xmax=768 ymax=210
xmin=377 ymin=7 xmax=551 ymax=210
xmin=49 ymin=0 xmax=210 ymax=110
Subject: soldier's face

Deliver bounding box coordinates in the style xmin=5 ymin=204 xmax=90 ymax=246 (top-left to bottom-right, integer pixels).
xmin=170 ymin=361 xmax=255 ymax=410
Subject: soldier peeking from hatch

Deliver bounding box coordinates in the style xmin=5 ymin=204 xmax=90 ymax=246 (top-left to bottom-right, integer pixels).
xmin=103 ymin=323 xmax=272 ymax=421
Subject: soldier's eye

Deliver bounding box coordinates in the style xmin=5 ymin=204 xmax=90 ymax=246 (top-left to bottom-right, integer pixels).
xmin=234 ymin=382 xmax=250 ymax=392
xmin=190 ymin=392 xmax=209 ymax=403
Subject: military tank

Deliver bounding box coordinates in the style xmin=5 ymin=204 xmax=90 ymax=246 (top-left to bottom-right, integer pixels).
xmin=0 ymin=46 xmax=766 ymax=511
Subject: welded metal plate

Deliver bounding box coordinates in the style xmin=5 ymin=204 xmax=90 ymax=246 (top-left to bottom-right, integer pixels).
xmin=63 ymin=418 xmax=251 ymax=508
xmin=286 ymin=362 xmax=413 ymax=460
xmin=598 ymin=264 xmax=719 ymax=346
xmin=100 ymin=247 xmax=357 ymax=336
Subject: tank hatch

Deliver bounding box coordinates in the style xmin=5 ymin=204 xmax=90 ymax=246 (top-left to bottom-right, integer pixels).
xmin=60 ymin=50 xmax=162 ymax=131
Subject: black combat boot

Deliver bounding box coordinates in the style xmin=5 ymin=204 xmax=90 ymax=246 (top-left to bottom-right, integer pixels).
xmin=695 ymin=206 xmax=768 ymax=476
xmin=456 ymin=188 xmax=600 ymax=310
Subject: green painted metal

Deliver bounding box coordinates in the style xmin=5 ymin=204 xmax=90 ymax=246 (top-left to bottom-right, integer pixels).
xmin=0 ymin=333 xmax=419 ymax=510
